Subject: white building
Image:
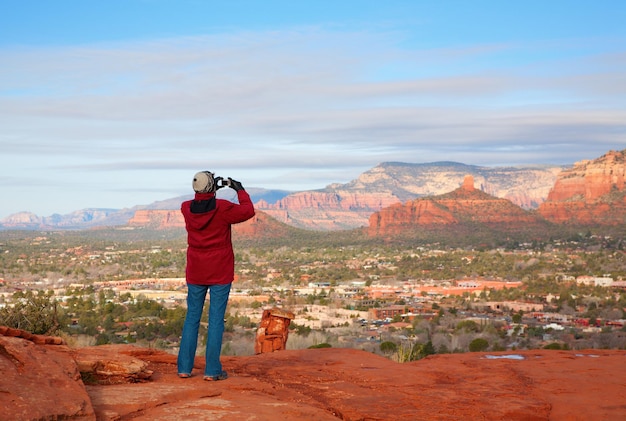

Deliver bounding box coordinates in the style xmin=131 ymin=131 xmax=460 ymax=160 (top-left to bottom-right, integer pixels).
xmin=576 ymin=275 xmax=613 ymax=287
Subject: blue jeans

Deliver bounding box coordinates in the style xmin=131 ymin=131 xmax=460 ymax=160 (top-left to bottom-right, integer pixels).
xmin=177 ymin=283 xmax=231 ymax=377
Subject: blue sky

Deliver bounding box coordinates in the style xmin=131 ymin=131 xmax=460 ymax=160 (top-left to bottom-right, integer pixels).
xmin=1 ymin=0 xmax=625 ymax=219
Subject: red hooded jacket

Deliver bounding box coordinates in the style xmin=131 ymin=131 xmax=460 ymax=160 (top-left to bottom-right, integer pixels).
xmin=181 ymin=189 xmax=255 ymax=285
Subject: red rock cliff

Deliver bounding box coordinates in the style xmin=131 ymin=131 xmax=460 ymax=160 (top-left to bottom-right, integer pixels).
xmin=538 ymin=149 xmax=626 ymax=224
xmin=129 ymin=210 xmax=184 ymax=228
xmin=258 ymin=190 xmax=400 ymax=230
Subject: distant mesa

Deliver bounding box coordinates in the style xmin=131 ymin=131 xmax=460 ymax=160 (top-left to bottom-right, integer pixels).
xmin=128 ymin=210 xmax=183 ymax=229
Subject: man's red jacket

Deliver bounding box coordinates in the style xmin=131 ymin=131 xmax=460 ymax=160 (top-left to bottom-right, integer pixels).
xmin=181 ymin=189 xmax=255 ymax=285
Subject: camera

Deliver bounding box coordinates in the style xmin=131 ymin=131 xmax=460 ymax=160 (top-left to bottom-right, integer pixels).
xmin=217 ymin=177 xmax=231 ymax=188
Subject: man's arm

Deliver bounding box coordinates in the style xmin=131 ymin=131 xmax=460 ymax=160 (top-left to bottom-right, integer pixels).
xmin=224 ymin=179 xmax=255 ymax=224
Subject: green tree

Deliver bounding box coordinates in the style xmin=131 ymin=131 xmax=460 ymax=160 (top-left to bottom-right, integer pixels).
xmin=419 ymin=341 xmax=436 ymax=358
xmin=409 ymin=341 xmax=436 ymax=360
xmin=455 ymin=320 xmax=480 ymax=333
xmin=380 ymin=341 xmax=398 ymax=354
xmin=469 ymin=338 xmax=489 ymax=352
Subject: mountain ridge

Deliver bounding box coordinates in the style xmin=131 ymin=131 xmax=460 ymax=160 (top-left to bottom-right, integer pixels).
xmin=0 ymin=187 xmax=292 ymax=231
xmin=253 ymin=161 xmax=563 ymax=230
xmin=0 ymin=159 xmax=572 ymax=231
xmin=363 ymin=149 xmax=626 ymax=243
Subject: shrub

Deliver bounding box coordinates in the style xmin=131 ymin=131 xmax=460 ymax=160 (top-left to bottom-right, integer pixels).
xmin=0 ymin=290 xmax=60 ymax=335
xmin=456 ymin=320 xmax=480 ymax=333
xmin=380 ymin=341 xmax=398 ymax=354
xmin=308 ymin=342 xmax=332 ymax=349
xmin=290 ymin=323 xmax=312 ymax=337
xmin=469 ymin=338 xmax=489 ymax=352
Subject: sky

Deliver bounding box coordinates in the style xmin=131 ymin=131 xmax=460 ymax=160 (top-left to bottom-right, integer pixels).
xmin=1 ymin=0 xmax=626 ymax=219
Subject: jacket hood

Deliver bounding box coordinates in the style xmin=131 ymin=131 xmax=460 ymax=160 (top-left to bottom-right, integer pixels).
xmin=186 ymin=193 xmax=217 ymax=230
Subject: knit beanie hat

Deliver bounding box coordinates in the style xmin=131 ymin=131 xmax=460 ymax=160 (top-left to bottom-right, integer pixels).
xmin=192 ymin=171 xmax=215 ymax=193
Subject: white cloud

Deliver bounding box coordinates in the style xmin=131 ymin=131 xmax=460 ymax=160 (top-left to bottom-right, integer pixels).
xmin=0 ymin=27 xmax=625 ymax=217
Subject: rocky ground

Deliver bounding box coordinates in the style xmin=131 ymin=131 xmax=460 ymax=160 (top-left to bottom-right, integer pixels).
xmin=1 ymin=326 xmax=625 ymax=420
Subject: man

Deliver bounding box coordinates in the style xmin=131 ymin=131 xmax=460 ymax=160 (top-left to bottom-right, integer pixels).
xmin=177 ymin=171 xmax=255 ymax=380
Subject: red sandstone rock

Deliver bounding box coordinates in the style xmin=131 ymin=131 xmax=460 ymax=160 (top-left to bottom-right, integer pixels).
xmin=538 ymin=149 xmax=626 ymax=225
xmin=71 ymin=344 xmax=154 ymax=385
xmin=0 ymin=325 xmax=66 ymax=345
xmin=0 ymin=336 xmax=95 ymax=420
xmin=259 ymin=190 xmax=402 ymax=230
xmin=128 ymin=210 xmax=184 ymax=228
xmin=254 ymin=308 xmax=295 ymax=354
xmin=88 ymin=346 xmax=626 ymax=421
xmin=1 ymin=331 xmax=625 ymax=421
xmin=232 ymin=211 xmax=293 ymax=238
xmin=369 ymin=174 xmax=548 ymax=237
